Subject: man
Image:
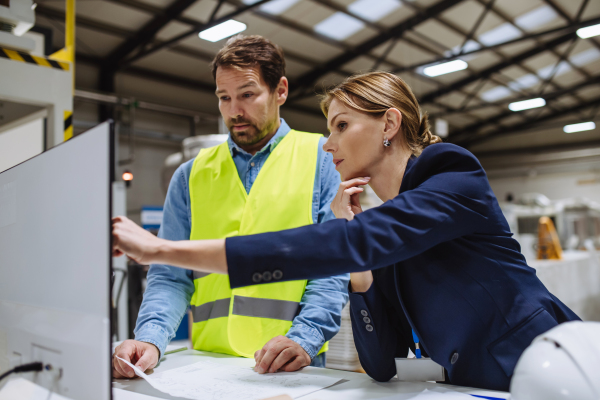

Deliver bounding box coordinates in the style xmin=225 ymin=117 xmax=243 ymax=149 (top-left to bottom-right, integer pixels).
xmin=112 ymin=35 xmax=348 ymax=378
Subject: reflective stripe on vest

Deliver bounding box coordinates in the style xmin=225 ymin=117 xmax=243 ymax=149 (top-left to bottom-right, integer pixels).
xmin=191 ymin=296 xmax=300 ymax=323
xmin=188 ymin=130 xmax=329 ymax=358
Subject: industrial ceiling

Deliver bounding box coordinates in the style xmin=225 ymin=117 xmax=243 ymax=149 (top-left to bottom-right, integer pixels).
xmin=33 ymin=0 xmax=600 ymax=150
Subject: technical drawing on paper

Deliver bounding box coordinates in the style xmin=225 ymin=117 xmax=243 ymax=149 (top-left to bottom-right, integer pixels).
xmin=117 ymin=357 xmax=340 ymax=400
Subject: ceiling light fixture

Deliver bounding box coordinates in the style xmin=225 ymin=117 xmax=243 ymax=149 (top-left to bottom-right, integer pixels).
xmin=508 ymin=98 xmax=546 ymax=111
xmin=199 ymin=20 xmax=246 ymax=42
xmin=422 ymin=60 xmax=468 ymax=77
xmin=563 ymin=121 xmax=596 ymax=133
xmin=577 ymin=23 xmax=600 ymax=39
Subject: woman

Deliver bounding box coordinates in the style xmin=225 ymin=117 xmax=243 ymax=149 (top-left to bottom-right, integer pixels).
xmin=113 ymin=72 xmax=579 ymax=391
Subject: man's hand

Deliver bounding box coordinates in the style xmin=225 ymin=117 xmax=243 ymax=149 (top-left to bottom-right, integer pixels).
xmin=330 ymin=177 xmax=369 ymax=221
xmin=254 ymin=336 xmax=311 ymax=374
xmin=112 ymin=340 xmax=160 ymax=379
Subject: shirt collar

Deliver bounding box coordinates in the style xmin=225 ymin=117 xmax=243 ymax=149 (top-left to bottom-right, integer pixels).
xmin=227 ymin=118 xmax=291 ymax=157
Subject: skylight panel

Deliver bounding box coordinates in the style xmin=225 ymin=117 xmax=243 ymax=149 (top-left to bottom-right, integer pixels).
xmin=478 ymin=22 xmax=522 ymax=46
xmin=514 ymin=5 xmax=558 ymax=31
xmin=508 ymin=74 xmax=539 ymax=91
xmin=314 ymin=12 xmax=365 ymax=41
xmin=242 ymin=0 xmax=301 ymax=15
xmin=348 ymin=0 xmax=402 ymax=23
xmin=480 ymin=86 xmax=513 ymax=102
xmin=570 ymin=48 xmax=600 ymax=67
xmin=537 ymin=61 xmax=571 ymax=80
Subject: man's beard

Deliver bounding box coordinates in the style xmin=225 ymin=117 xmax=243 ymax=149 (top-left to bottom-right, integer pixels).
xmin=227 ymin=117 xmax=276 ymax=146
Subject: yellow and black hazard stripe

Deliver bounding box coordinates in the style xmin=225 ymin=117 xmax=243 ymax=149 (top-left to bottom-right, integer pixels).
xmin=64 ymin=111 xmax=73 ymax=141
xmin=0 ymin=47 xmax=70 ymax=71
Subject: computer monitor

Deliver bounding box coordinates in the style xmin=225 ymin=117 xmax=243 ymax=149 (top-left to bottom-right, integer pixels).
xmin=0 ymin=121 xmax=114 ymax=400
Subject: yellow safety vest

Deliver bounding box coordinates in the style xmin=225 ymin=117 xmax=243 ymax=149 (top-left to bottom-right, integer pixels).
xmin=188 ymin=129 xmax=329 ymax=358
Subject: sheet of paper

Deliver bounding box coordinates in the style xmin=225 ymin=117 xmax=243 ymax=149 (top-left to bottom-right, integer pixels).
xmin=116 ymin=356 xmax=340 ymax=400
xmin=378 ymin=388 xmax=481 ymax=399
xmin=0 ymin=377 xmax=73 ymax=400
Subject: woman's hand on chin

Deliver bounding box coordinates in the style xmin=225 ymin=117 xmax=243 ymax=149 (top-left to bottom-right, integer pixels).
xmin=331 ymin=177 xmax=370 ymax=221
xmin=112 ymin=216 xmax=163 ymax=265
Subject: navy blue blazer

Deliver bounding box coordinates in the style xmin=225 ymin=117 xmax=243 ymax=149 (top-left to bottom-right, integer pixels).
xmin=226 ymin=143 xmax=579 ymax=391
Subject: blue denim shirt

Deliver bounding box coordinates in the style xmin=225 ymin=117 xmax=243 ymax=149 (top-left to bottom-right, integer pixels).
xmin=134 ymin=119 xmax=349 ymax=359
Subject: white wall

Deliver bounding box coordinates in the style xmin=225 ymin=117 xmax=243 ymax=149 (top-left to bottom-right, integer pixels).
xmin=116 ymin=137 xmax=180 ymax=225
xmin=0 ymin=118 xmax=44 ymax=172
xmin=489 ymin=171 xmax=600 ymax=204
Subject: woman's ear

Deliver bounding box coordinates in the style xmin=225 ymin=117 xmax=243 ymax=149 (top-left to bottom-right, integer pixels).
xmin=383 ymin=108 xmax=402 ymax=141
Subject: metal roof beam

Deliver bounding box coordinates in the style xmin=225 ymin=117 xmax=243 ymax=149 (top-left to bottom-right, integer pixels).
xmin=118 ymin=0 xmax=273 ymax=68
xmin=391 ymin=16 xmax=600 ymax=73
xmin=288 ymin=0 xmax=464 ymax=93
xmin=431 ymin=75 xmax=600 ymax=118
xmin=446 ymin=75 xmax=600 ymax=139
xmin=103 ymin=0 xmax=199 ymax=69
xmin=419 ymin=30 xmax=578 ymax=105
xmin=457 ymin=95 xmax=600 ymax=147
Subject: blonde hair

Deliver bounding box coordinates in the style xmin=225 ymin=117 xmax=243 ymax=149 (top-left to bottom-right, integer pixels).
xmin=320 ymin=71 xmax=442 ymax=156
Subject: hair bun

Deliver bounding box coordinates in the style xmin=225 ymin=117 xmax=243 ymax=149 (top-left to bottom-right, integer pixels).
xmin=419 ymin=114 xmax=443 ymax=146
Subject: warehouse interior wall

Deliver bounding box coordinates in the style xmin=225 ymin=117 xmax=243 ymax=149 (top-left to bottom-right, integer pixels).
xmin=489 ymin=171 xmax=600 ymax=204
xmin=0 ymin=118 xmax=44 ymax=173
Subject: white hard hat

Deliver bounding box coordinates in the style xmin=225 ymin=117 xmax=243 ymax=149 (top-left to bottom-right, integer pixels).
xmin=510 ymin=321 xmax=600 ymax=400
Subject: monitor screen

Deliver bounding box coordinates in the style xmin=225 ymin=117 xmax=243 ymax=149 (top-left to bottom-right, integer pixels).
xmin=0 ymin=121 xmax=114 ymax=400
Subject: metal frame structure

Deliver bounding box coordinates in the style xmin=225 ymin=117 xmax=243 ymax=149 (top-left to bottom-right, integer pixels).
xmin=32 ymin=0 xmax=600 ymax=149
xmin=0 ymin=53 xmax=72 ymax=148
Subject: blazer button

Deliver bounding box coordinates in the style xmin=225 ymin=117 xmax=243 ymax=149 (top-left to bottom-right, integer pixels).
xmin=262 ymin=271 xmax=272 ymax=282
xmin=451 ymin=353 xmax=459 ymax=364
xmin=272 ymin=270 xmax=283 ymax=280
xmin=360 ymin=310 xmax=368 ymax=317
xmin=252 ymin=273 xmax=262 ymax=283
xmin=365 ymin=324 xmax=373 ymax=332
xmin=363 ymin=317 xmax=371 ymax=323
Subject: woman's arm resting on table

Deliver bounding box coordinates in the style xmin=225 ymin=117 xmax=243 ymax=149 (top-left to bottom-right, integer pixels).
xmin=112 ymin=216 xmax=228 ymax=274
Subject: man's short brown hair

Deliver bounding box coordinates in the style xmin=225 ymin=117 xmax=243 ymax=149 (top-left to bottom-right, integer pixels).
xmin=210 ymin=35 xmax=286 ymax=92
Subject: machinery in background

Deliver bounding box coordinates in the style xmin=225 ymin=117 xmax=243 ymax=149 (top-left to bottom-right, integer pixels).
xmin=537 ymin=217 xmax=562 ymax=260
xmin=500 ymin=194 xmax=600 ymax=261
xmin=0 ymin=0 xmax=35 ymax=52
xmin=0 ymin=0 xmax=73 ymax=154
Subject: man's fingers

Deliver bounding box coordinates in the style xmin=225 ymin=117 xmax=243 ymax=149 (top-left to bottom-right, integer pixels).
xmin=112 ymin=357 xmax=127 ymax=379
xmin=116 ymin=357 xmax=135 ymax=378
xmin=268 ymin=348 xmax=295 ymax=373
xmin=113 ymin=356 xmax=133 ymax=378
xmin=282 ymin=355 xmax=308 ymax=372
xmin=258 ymin=342 xmax=288 ymax=373
xmin=135 ymin=350 xmax=156 ymax=372
xmin=254 ymin=348 xmax=266 ymax=368
xmin=114 ymin=341 xmax=138 ymax=378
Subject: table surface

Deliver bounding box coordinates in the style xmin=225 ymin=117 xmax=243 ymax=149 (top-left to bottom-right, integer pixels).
xmin=112 ymin=349 xmax=510 ymax=400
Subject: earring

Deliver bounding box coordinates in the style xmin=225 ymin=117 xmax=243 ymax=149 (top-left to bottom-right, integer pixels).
xmin=383 ymin=137 xmax=391 ymax=147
